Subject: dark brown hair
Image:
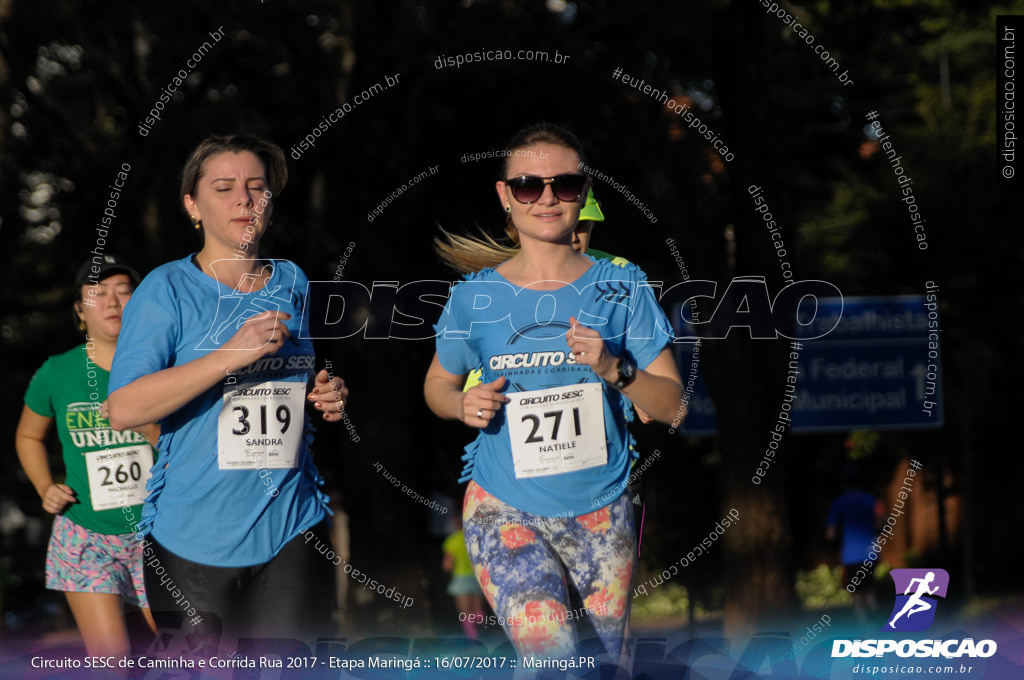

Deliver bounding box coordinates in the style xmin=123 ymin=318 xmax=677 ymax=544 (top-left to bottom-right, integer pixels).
xmin=179 ymin=134 xmax=288 ymax=207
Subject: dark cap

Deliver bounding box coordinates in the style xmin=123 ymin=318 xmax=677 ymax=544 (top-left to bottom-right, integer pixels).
xmin=74 ymin=254 xmax=141 ymax=290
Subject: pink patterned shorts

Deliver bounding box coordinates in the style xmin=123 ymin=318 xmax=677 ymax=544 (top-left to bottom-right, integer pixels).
xmin=45 ymin=514 xmax=148 ymax=608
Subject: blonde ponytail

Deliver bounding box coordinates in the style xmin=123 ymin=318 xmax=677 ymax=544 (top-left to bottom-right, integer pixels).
xmin=433 ymin=226 xmax=519 ymax=274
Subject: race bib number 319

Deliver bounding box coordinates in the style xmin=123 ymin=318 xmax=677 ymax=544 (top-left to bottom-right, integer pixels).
xmin=218 ymin=381 xmax=304 ymax=469
xmin=506 ymin=383 xmax=607 ymax=479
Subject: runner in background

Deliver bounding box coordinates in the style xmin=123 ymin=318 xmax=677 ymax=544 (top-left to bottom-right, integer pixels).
xmin=442 ymin=516 xmax=485 ymax=639
xmin=826 ymin=462 xmax=885 ymax=623
xmin=573 ymin=187 xmax=629 ymax=267
xmin=425 ymin=123 xmax=684 ymax=661
xmin=107 ymin=135 xmax=348 ymax=649
xmin=572 ymin=189 xmax=655 ymax=424
xmin=15 ymin=255 xmax=158 ymax=667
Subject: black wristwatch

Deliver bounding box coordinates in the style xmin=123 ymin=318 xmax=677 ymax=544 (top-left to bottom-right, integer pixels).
xmin=612 ymin=356 xmax=637 ymax=390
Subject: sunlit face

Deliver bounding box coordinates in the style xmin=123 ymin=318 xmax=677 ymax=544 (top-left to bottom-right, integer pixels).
xmin=184 ymin=151 xmax=272 ymax=255
xmin=77 ymin=273 xmax=133 ymax=342
xmin=495 ymin=143 xmax=583 ymax=246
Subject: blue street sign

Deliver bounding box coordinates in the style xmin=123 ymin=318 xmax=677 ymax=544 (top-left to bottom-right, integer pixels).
xmin=791 ymin=295 xmax=943 ymax=431
xmin=669 ymin=295 xmax=944 ymax=435
xmin=674 ymin=339 xmax=716 ymax=435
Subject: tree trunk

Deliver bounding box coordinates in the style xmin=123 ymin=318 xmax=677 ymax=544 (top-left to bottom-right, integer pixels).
xmin=709 ymin=0 xmax=797 ymax=634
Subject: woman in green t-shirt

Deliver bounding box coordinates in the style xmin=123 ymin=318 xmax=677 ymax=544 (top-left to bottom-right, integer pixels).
xmin=15 ymin=255 xmax=158 ymax=665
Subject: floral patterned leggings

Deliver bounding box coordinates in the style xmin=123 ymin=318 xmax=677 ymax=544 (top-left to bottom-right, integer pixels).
xmin=462 ymin=480 xmax=636 ymax=658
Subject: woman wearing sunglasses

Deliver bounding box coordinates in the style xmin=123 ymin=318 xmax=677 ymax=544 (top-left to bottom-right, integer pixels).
xmin=425 ymin=123 xmax=684 ymax=660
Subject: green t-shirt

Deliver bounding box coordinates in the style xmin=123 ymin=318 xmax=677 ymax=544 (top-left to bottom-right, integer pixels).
xmin=442 ymin=530 xmax=475 ymax=577
xmin=586 ymin=248 xmax=631 ymax=268
xmin=23 ymin=345 xmax=157 ymax=535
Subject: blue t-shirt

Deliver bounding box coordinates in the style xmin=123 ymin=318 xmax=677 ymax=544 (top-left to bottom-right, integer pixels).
xmin=434 ymin=257 xmax=671 ymax=517
xmin=827 ymin=490 xmax=881 ymax=565
xmin=109 ymin=256 xmax=328 ymax=567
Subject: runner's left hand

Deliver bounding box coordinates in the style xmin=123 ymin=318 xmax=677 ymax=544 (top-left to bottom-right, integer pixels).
xmin=309 ymin=369 xmax=348 ymax=421
xmin=565 ymin=316 xmax=617 ymax=382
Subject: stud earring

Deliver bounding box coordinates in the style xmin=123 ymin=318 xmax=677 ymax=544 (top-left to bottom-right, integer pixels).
xmin=504 ymin=205 xmax=511 ymax=213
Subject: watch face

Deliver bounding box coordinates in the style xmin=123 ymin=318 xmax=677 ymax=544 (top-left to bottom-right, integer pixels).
xmin=616 ymin=358 xmax=636 ymax=388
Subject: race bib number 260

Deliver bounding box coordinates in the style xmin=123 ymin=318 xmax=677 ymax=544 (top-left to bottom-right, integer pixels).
xmin=218 ymin=381 xmax=305 ymax=469
xmin=84 ymin=445 xmax=154 ymax=511
xmin=506 ymin=383 xmax=607 ymax=479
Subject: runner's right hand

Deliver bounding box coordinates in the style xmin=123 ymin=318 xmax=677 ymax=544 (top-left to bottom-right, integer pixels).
xmin=219 ymin=310 xmax=292 ymax=372
xmin=41 ymin=483 xmax=76 ymax=514
xmin=463 ymin=375 xmax=509 ymax=428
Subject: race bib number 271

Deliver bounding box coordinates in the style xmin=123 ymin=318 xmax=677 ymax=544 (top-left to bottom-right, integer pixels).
xmin=506 ymin=383 xmax=607 ymax=479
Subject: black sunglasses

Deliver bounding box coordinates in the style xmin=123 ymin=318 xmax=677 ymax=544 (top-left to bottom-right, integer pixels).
xmin=503 ymin=174 xmax=588 ymax=204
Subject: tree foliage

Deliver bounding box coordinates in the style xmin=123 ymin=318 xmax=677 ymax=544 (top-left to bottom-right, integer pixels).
xmin=0 ymin=0 xmax=1017 ymax=633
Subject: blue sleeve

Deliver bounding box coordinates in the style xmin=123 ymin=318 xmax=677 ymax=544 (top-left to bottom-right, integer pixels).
xmin=23 ymin=356 xmax=56 ymax=417
xmin=292 ymin=262 xmax=313 ymax=343
xmin=109 ymin=273 xmax=180 ymax=394
xmin=827 ymin=498 xmax=841 ymax=527
xmin=624 ymin=277 xmax=672 ymax=369
xmin=433 ymin=282 xmax=478 ymax=376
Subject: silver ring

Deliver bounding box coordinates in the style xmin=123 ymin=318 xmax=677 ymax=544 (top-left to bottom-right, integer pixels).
xmin=579 ymin=351 xmax=586 ymax=357
xmin=477 ymin=409 xmax=484 ymax=418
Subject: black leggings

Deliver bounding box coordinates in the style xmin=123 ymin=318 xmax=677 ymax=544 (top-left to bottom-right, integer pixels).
xmin=143 ymin=520 xmax=335 ymax=651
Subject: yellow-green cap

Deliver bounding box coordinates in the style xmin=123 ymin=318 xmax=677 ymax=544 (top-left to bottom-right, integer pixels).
xmin=579 ymin=187 xmax=605 ymax=222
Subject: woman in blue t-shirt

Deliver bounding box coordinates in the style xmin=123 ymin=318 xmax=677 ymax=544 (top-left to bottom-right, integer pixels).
xmin=107 ymin=135 xmax=348 ymax=649
xmin=424 ymin=123 xmax=684 ymax=659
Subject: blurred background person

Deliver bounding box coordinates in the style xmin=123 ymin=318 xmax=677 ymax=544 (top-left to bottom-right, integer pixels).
xmin=15 ymin=254 xmax=158 ymax=667
xmin=826 ymin=462 xmax=885 ymax=623
xmin=442 ymin=516 xmax=485 ymax=640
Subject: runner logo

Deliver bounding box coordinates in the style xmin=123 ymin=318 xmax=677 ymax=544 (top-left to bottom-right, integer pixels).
xmin=882 ymin=568 xmax=949 ymax=632
xmin=833 ymin=568 xmax=995 ymax=659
